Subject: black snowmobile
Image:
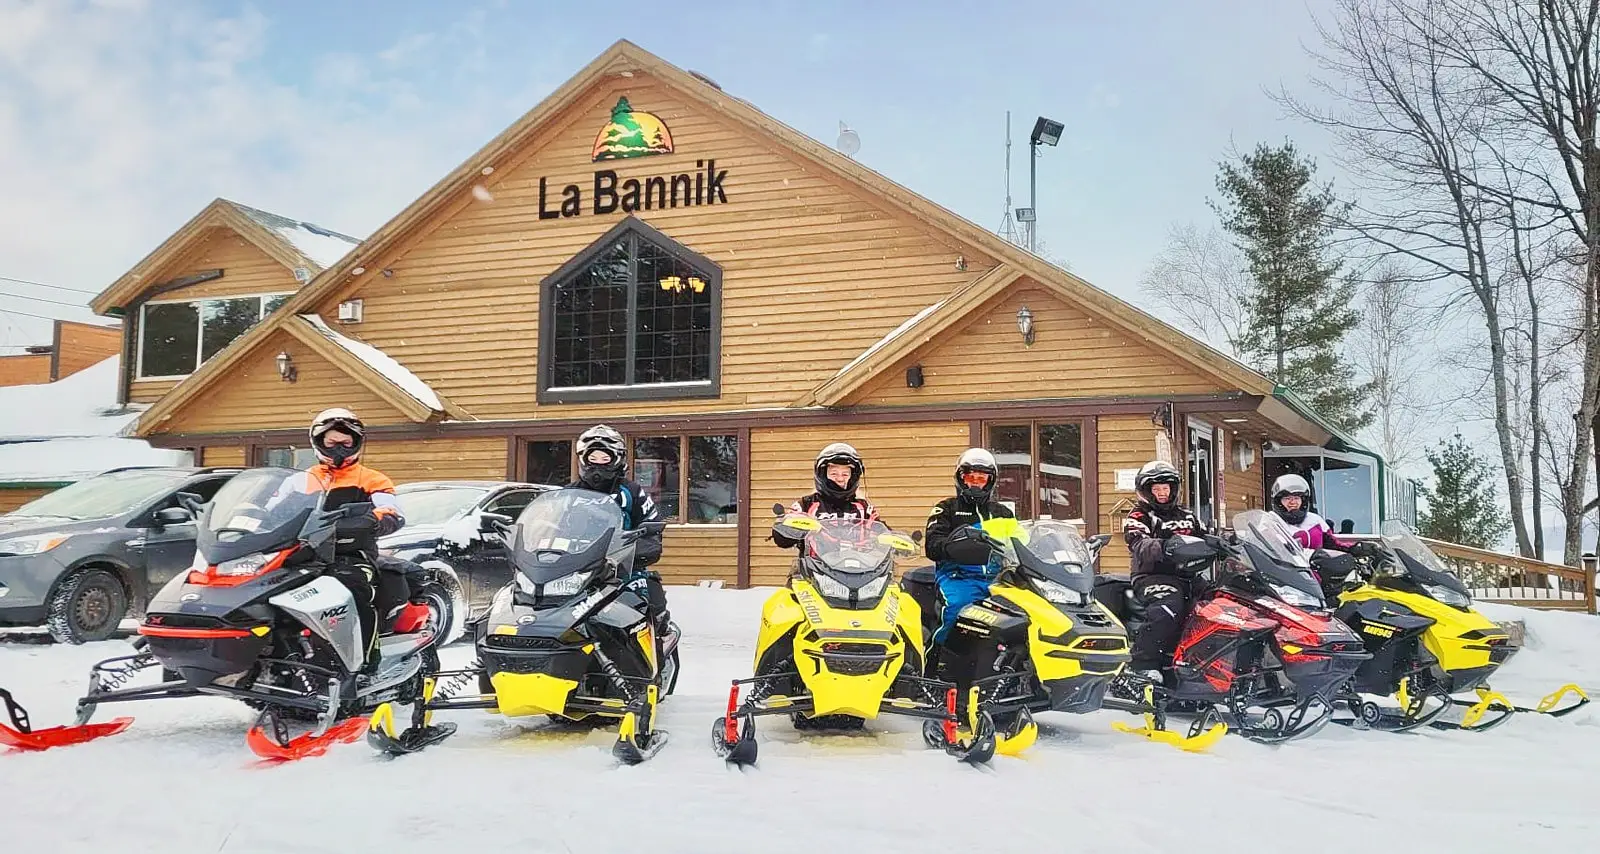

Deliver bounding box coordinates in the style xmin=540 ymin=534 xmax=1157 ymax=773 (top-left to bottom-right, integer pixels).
xmin=367 ymin=488 xmax=678 ymax=764
xmin=0 ymin=467 xmax=452 ymax=760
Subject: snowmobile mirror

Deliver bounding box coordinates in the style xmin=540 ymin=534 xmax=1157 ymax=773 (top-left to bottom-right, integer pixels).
xmin=479 ymin=512 xmax=514 ymax=534
xmin=153 ymin=506 xmax=192 ymax=527
xmin=772 ymin=503 xmax=785 ymax=517
xmin=1087 ymin=533 xmax=1112 ymax=550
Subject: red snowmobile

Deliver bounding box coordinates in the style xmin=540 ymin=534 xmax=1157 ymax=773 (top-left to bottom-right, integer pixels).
xmin=1096 ymin=510 xmax=1369 ymax=744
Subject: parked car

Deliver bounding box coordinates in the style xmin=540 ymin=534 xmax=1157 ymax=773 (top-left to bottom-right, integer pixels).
xmin=380 ymin=480 xmax=556 ymax=642
xmin=0 ymin=466 xmax=242 ymax=643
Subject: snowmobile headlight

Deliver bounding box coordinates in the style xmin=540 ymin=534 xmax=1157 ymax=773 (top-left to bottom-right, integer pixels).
xmin=541 ymin=571 xmax=589 ymax=598
xmin=1033 ymin=577 xmax=1085 ymax=606
xmin=1270 ymin=583 xmax=1322 ymax=609
xmin=813 ymin=573 xmax=850 ymax=600
xmin=1423 ymin=583 xmax=1471 ymax=608
xmin=215 ymin=553 xmax=274 ymax=576
xmin=856 ymin=574 xmax=888 ymax=601
xmin=0 ymin=532 xmax=70 ymax=556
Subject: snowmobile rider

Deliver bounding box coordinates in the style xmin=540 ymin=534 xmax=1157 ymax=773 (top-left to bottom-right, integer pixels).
xmin=924 ymin=448 xmax=1015 ymax=644
xmin=1270 ymin=473 xmax=1379 ymax=593
xmin=273 ymin=408 xmax=404 ymax=676
xmin=773 ymin=442 xmax=879 ymax=549
xmin=566 ymin=425 xmax=673 ymax=639
xmin=1123 ymin=460 xmax=1205 ymax=680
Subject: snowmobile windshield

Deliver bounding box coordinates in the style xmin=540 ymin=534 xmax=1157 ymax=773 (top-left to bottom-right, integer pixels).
xmin=801 ymin=518 xmax=908 ymax=606
xmin=508 ymin=489 xmax=629 ymax=588
xmin=198 ymin=467 xmax=317 ymax=565
xmin=1005 ymin=520 xmax=1095 ymax=599
xmin=1231 ymin=509 xmax=1325 ymax=608
xmin=1380 ymin=520 xmax=1471 ymax=600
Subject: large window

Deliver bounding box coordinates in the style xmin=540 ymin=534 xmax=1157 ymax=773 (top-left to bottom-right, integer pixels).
xmin=138 ymin=293 xmax=291 ymax=379
xmin=259 ymin=446 xmax=319 ymax=469
xmin=539 ymin=218 xmax=721 ymax=403
xmin=985 ymin=421 xmax=1085 ymax=521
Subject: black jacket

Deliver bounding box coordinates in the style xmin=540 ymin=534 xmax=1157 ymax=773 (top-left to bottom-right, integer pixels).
xmin=562 ymin=481 xmax=663 ymax=569
xmin=1122 ymin=500 xmax=1204 ymax=576
xmin=924 ymin=495 xmax=1014 ymax=568
xmin=773 ymin=493 xmax=879 ymax=549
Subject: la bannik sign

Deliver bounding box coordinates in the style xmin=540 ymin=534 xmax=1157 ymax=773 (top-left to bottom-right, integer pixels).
xmin=538 ymin=96 xmax=728 ymax=220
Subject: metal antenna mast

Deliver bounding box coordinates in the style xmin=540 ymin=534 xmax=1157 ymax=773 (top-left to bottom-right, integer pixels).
xmin=997 ymin=111 xmax=1021 ymax=246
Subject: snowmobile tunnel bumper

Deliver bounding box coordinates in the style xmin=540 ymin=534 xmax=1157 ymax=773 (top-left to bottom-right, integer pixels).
xmin=139 ymin=622 xmax=273 ymax=687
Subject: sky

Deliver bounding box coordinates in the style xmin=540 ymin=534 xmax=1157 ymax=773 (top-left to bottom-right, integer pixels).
xmin=0 ymin=0 xmax=1336 ymax=341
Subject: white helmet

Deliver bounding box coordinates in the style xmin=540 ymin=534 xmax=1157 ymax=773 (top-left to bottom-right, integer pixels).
xmin=955 ymin=448 xmax=999 ymax=504
xmin=309 ymin=408 xmax=364 ymax=468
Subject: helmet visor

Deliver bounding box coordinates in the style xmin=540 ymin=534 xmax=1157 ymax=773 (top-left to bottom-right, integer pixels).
xmin=960 ymin=470 xmax=992 ymax=489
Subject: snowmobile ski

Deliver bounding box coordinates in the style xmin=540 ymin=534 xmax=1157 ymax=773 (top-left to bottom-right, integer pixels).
xmin=1107 ymin=682 xmax=1227 ymax=751
xmin=0 ymin=688 xmax=132 ymax=752
xmin=1517 ymin=683 xmax=1589 ymax=718
xmin=611 ymin=685 xmax=668 ymax=765
xmin=1332 ymin=676 xmax=1452 ymax=733
xmin=246 ymin=707 xmax=368 ymax=762
xmin=1428 ymin=686 xmax=1516 ymax=733
xmin=365 ymin=676 xmax=459 ymax=756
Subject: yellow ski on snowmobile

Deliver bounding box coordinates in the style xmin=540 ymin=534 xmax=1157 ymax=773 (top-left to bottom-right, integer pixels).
xmin=712 ymin=507 xmax=997 ymax=767
xmin=1320 ymin=521 xmax=1587 ymax=733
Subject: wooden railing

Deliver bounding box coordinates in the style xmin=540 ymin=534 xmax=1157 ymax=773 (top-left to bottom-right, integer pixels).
xmin=1419 ymin=537 xmax=1596 ymax=615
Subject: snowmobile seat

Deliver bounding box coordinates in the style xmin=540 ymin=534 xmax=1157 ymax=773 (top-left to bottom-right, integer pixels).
xmin=899 ymin=566 xmax=942 ymax=639
xmin=1093 ymin=573 xmax=1135 ymax=624
xmin=376 ymin=555 xmax=427 ymax=633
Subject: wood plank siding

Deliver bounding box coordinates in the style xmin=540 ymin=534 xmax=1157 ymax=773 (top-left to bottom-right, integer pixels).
xmin=0 ymin=487 xmax=56 ymax=514
xmin=747 ymin=421 xmax=970 ymax=587
xmin=1219 ymin=427 xmax=1265 ymax=521
xmin=656 ymin=526 xmax=739 ymax=586
xmin=361 ymin=437 xmax=507 ymax=483
xmin=1095 ymin=415 xmax=1167 ymax=575
xmin=278 ymin=75 xmax=995 ymax=425
xmin=55 ymin=321 xmax=121 ymax=380
xmin=0 ymin=355 xmax=51 ymax=387
xmin=128 ymin=227 xmax=304 ymax=404
xmin=852 ymin=285 xmax=1224 ymax=406
xmin=199 ymin=446 xmax=248 ymax=468
xmin=159 ymin=328 xmax=408 ymax=433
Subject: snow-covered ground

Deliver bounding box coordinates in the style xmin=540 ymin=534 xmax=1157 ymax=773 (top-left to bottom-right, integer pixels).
xmin=2 ymin=587 xmax=1595 ymax=853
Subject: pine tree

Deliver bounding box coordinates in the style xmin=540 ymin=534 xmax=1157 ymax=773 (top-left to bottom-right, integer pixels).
xmin=1417 ymin=433 xmax=1512 ymax=550
xmin=1212 ymin=142 xmax=1373 ymax=433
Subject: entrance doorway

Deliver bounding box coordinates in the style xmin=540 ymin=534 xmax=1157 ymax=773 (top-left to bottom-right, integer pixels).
xmin=1187 ymin=418 xmax=1217 ymax=529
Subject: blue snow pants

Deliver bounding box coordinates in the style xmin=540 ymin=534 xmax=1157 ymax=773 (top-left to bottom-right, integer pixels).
xmin=934 ymin=566 xmax=992 ymax=644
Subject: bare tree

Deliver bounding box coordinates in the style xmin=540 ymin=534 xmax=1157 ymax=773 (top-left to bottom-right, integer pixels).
xmin=1286 ymin=0 xmax=1541 ymax=556
xmin=1351 ymin=262 xmax=1442 ymax=467
xmin=1425 ymin=0 xmax=1600 ymax=564
xmin=1138 ymin=222 xmax=1251 ymax=360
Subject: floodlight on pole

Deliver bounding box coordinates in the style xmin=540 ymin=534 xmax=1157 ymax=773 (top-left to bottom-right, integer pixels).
xmin=1027 ymin=115 xmax=1063 ymax=253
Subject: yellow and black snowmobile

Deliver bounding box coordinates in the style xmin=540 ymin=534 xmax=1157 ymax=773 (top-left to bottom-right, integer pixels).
xmin=712 ymin=507 xmax=997 ymax=766
xmin=902 ymin=518 xmax=1225 ymax=754
xmin=368 ymin=489 xmax=676 ymax=764
xmin=1316 ymin=521 xmax=1587 ymax=733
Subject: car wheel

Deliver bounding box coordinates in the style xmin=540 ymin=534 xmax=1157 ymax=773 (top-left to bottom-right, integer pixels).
xmin=47 ymin=568 xmax=129 ymax=645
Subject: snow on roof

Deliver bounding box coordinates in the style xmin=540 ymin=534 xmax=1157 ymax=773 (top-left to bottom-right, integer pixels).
xmin=831 ymin=299 xmax=947 ymax=380
xmin=228 ymin=202 xmax=362 ymax=270
xmin=300 ymin=315 xmax=444 ymax=412
xmin=0 ymin=357 xmax=144 ymax=441
xmin=0 ymin=437 xmax=191 ymax=483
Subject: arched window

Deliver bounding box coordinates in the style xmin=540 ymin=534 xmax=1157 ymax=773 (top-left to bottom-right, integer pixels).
xmin=538 ymin=217 xmax=721 ymax=403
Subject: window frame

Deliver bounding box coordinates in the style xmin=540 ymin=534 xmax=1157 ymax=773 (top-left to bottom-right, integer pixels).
xmin=983 ymin=419 xmax=1089 ymax=522
xmin=135 ymin=291 xmax=295 ymax=381
xmin=627 ymin=433 xmax=738 ymax=526
xmin=537 ymin=217 xmax=723 ymax=404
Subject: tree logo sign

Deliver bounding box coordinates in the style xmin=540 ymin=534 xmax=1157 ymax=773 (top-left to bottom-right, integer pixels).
xmin=591 ymin=97 xmax=674 ymax=161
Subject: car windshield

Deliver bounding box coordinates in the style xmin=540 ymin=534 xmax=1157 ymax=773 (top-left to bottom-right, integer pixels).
xmin=11 ymin=468 xmax=191 ymax=520
xmin=394 ymin=485 xmax=490 ymax=526
xmin=1233 ymin=509 xmax=1311 ymax=569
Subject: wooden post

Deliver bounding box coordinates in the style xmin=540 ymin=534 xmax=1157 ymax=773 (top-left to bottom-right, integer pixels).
xmin=1583 ymin=554 xmax=1597 ymax=616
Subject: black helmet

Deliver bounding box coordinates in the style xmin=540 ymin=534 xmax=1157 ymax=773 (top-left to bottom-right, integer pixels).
xmin=1134 ymin=460 xmax=1181 ymax=506
xmin=814 ymin=442 xmax=864 ymax=503
xmin=310 ymin=408 xmax=364 ymax=469
xmin=954 ymin=448 xmax=999 ymax=505
xmin=577 ymin=425 xmax=627 ymax=493
xmin=1271 ymin=473 xmax=1312 ymax=525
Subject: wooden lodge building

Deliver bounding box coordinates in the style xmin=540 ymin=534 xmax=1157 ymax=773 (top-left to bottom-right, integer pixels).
xmin=87 ymin=40 xmax=1395 ymax=587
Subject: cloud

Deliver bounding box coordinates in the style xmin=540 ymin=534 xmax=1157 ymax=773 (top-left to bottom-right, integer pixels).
xmin=0 ymin=0 xmax=562 ymax=343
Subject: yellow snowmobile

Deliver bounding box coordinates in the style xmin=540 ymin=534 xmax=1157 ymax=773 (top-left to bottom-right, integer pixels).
xmin=369 ymin=489 xmax=675 ymax=764
xmin=903 ymin=518 xmax=1226 ymax=754
xmin=1317 ymin=521 xmax=1588 ymax=733
xmin=712 ymin=507 xmax=997 ymax=766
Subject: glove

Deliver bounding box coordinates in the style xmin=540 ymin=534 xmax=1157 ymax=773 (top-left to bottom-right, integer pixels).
xmin=623 ymin=574 xmax=653 ymax=594
xmin=336 ymin=514 xmax=379 ymax=536
xmin=1350 ymin=541 xmax=1381 ymax=559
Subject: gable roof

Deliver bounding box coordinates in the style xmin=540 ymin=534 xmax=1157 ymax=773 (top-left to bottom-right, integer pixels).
xmin=282 ymin=315 xmax=469 ymax=423
xmin=131 ymin=39 xmax=1274 ymax=437
xmin=91 ymin=198 xmax=361 ymax=315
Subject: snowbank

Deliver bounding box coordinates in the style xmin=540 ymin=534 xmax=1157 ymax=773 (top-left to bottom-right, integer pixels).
xmin=0 ymin=357 xmax=142 ymax=440
xmin=0 ymin=437 xmax=191 ymax=482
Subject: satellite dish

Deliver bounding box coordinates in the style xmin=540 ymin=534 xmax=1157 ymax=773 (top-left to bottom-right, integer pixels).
xmin=836 ymin=122 xmax=861 ymax=157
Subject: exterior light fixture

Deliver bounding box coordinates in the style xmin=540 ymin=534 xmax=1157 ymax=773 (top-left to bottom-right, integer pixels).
xmin=906 ymin=364 xmax=925 ymax=388
xmin=276 ymin=350 xmax=297 ymax=383
xmin=1016 ymin=305 xmax=1035 ymax=346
